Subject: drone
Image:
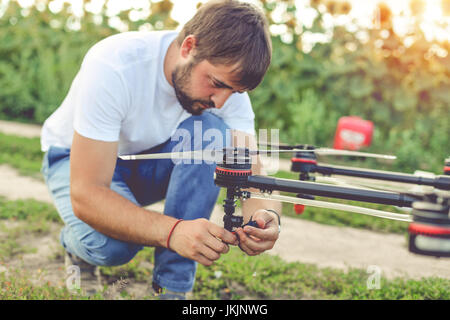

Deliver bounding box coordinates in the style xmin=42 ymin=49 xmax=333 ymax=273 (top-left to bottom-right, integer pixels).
xmin=119 ymin=146 xmax=450 ymax=259
xmin=262 ymin=142 xmax=449 ymax=209
xmin=265 ymin=143 xmax=449 ymax=190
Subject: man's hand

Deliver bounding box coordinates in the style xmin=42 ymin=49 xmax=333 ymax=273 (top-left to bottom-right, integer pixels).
xmin=234 ymin=209 xmax=279 ymax=256
xmin=169 ymin=218 xmax=238 ymax=266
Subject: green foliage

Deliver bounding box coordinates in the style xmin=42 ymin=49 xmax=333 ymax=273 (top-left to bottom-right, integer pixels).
xmin=0 ymin=2 xmax=101 ymax=122
xmin=250 ymin=1 xmax=449 ymax=173
xmin=0 ymin=0 xmax=177 ymax=123
xmin=0 ymin=0 xmax=448 ymax=174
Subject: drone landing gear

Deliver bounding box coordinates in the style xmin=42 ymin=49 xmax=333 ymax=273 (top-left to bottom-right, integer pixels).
xmin=214 ymin=148 xmax=254 ymax=232
xmin=223 ymin=188 xmax=243 ymax=232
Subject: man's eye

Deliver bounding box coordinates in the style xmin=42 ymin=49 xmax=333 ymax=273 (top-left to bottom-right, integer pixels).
xmin=211 ymin=79 xmax=243 ymax=93
xmin=212 ymin=81 xmax=225 ymax=88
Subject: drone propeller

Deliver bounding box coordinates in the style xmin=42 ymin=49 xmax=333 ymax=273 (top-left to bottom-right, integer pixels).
xmin=313 ymin=176 xmax=400 ymax=192
xmin=118 ymin=147 xmax=335 ymax=163
xmin=119 ymin=146 xmax=396 ymax=164
xmin=119 ymin=150 xmax=221 ymax=162
xmin=250 ymin=191 xmax=412 ymax=222
xmin=313 ymin=148 xmax=396 ymax=160
xmin=258 ymin=143 xmax=396 ymax=160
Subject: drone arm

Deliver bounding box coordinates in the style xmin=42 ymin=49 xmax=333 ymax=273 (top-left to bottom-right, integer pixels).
xmin=247 ymin=175 xmax=417 ymax=207
xmin=314 ymin=164 xmax=450 ymax=190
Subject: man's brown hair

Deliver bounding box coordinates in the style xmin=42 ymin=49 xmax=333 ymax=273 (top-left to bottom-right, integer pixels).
xmin=176 ymin=0 xmax=272 ymax=91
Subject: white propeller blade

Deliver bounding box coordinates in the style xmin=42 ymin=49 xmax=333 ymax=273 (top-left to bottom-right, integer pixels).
xmin=119 ymin=150 xmax=222 ymax=162
xmin=314 ymin=148 xmax=396 ymax=160
xmin=250 ymin=192 xmax=412 ymax=222
xmin=258 ymin=143 xmax=396 ymax=160
xmin=314 ymin=176 xmax=384 ymax=191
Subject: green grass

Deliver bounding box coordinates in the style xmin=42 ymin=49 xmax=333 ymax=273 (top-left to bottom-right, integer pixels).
xmin=0 ymin=196 xmax=61 ymax=223
xmin=1 ymin=133 xmax=447 ymax=300
xmin=0 ymin=197 xmax=448 ymax=300
xmin=0 ymin=196 xmax=62 ymax=259
xmin=99 ymin=243 xmax=450 ymax=300
xmin=2 ymin=246 xmax=449 ymax=300
xmin=0 ymin=132 xmax=44 ymax=178
xmin=97 ymin=244 xmax=450 ymax=300
xmin=0 ymin=269 xmax=88 ymax=300
xmin=193 ymin=246 xmax=450 ymax=300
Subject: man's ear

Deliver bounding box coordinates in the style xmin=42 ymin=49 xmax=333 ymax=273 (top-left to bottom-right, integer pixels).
xmin=180 ymin=35 xmax=197 ymax=59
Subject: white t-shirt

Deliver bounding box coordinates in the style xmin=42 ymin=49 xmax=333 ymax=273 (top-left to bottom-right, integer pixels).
xmin=40 ymin=31 xmax=255 ymax=155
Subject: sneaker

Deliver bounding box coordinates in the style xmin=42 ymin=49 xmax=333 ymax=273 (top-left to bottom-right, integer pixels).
xmin=152 ymin=282 xmax=190 ymax=300
xmin=65 ymin=251 xmax=102 ymax=296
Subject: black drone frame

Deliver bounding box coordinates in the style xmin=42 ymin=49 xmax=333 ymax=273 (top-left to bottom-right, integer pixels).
xmin=289 ymin=148 xmax=450 ymax=189
xmin=119 ymin=146 xmax=450 ymax=258
xmin=214 ymin=148 xmax=450 ymax=258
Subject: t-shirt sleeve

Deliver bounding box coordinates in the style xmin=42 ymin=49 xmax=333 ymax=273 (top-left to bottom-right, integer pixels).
xmin=73 ymin=57 xmax=129 ymax=142
xmin=208 ymin=92 xmax=255 ymax=135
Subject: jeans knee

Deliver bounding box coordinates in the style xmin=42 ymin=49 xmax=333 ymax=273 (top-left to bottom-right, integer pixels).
xmin=178 ymin=113 xmax=231 ymax=149
xmin=66 ymin=228 xmax=142 ymax=267
xmin=95 ymin=240 xmax=142 ymax=266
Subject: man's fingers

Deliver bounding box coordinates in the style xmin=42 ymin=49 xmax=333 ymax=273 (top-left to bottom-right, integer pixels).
xmin=204 ymin=236 xmax=230 ymax=254
xmin=199 ymin=244 xmax=221 ymax=261
xmin=208 ymin=223 xmax=238 ymax=245
xmin=243 ymin=224 xmax=278 ymax=241
xmin=195 ymin=253 xmax=214 ymax=267
xmin=235 ymin=228 xmax=264 ymax=255
xmin=236 ymin=227 xmax=276 ymax=253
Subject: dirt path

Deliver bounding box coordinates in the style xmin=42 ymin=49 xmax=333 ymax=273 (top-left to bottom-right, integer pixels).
xmin=0 ymin=120 xmax=42 ymax=138
xmin=1 ymin=120 xmax=450 ymax=287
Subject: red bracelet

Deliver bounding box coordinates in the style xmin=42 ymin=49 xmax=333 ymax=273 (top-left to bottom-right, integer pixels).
xmin=167 ymin=219 xmax=183 ymax=251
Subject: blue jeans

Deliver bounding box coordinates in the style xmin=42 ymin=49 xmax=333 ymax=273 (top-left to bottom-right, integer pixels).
xmin=41 ymin=113 xmax=230 ymax=292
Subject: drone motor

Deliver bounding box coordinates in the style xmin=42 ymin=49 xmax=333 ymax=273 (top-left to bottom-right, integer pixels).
xmin=214 ymin=147 xmax=252 ymax=189
xmin=290 ymin=146 xmax=317 ymax=178
xmin=408 ymin=191 xmax=450 ymax=258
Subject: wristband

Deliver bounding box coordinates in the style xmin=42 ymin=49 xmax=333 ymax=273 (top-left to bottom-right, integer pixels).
xmin=167 ymin=219 xmax=183 ymax=251
xmin=265 ymin=209 xmax=281 ymax=233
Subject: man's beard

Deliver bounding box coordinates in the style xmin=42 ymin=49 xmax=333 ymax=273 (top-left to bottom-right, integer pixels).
xmin=171 ymin=62 xmax=215 ymax=116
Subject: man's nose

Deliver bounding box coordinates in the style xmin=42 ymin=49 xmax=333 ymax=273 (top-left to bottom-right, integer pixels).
xmin=211 ymin=89 xmax=232 ymax=109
